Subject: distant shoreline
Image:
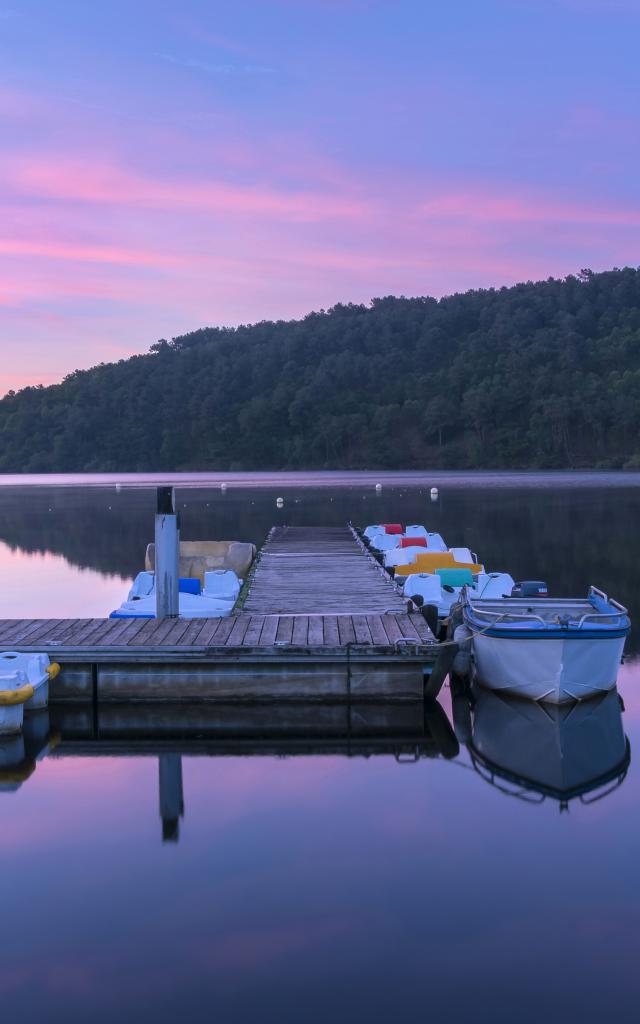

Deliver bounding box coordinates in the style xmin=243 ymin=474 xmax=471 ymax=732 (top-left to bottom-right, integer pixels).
xmin=3 ymin=470 xmax=640 ymax=489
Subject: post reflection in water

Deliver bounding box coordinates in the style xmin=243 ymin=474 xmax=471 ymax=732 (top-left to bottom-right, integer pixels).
xmin=451 ymin=677 xmax=631 ymax=809
xmin=159 ymin=754 xmax=184 ymax=842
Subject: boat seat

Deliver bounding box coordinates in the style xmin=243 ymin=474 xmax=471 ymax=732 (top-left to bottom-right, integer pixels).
xmin=403 ymin=573 xmax=443 ymax=604
xmin=384 ymin=547 xmax=423 ymax=568
xmin=203 ymin=570 xmax=241 ymax=603
xmin=363 ymin=525 xmax=385 ymax=540
xmin=127 ymin=571 xmax=155 ymax=600
xmin=370 ymin=533 xmax=401 ymax=552
xmin=405 ymin=525 xmax=428 ymax=538
xmin=436 ymin=568 xmax=474 ymax=587
xmin=474 ymin=572 xmax=516 ymax=598
xmin=400 ymin=536 xmax=427 ymax=548
xmin=383 ymin=523 xmax=403 ymax=535
xmin=449 ymin=547 xmax=476 ymax=564
xmin=426 ymin=533 xmax=448 ymax=552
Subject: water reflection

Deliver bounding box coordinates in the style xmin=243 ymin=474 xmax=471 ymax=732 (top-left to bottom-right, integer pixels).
xmin=452 ymin=681 xmax=631 ymax=809
xmin=0 ymin=710 xmax=57 ymax=792
xmin=0 ymin=701 xmax=460 ymax=841
xmin=159 ymin=754 xmax=184 ymax=843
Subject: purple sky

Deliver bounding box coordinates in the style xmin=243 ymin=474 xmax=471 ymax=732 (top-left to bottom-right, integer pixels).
xmin=1 ymin=0 xmax=639 ymax=394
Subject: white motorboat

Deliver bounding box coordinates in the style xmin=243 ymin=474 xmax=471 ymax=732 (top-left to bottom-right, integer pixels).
xmin=461 ymin=586 xmax=630 ymax=703
xmin=110 ymin=570 xmax=240 ymax=619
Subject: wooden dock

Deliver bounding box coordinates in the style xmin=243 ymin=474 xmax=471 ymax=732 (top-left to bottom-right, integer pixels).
xmin=0 ymin=524 xmax=438 ymax=703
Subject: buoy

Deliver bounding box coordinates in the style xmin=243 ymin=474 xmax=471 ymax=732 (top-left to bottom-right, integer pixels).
xmin=220 ymin=483 xmax=227 ymax=492
xmin=375 ymin=483 xmax=382 ymax=492
xmin=115 ymin=483 xmax=122 ymax=493
xmin=276 ymin=497 xmax=284 ymax=507
xmin=430 ymin=487 xmax=439 ymax=500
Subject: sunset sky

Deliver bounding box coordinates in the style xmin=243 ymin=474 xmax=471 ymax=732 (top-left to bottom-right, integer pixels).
xmin=1 ymin=0 xmax=639 ymax=394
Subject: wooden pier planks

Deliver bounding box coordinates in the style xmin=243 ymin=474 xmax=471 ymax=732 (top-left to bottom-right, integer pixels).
xmin=0 ymin=610 xmax=433 ymax=656
xmin=242 ymin=525 xmax=407 ymax=614
xmin=0 ymin=525 xmax=436 ymax=666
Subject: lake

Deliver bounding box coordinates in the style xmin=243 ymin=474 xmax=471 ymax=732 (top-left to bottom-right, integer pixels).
xmin=0 ymin=473 xmax=638 ymax=1022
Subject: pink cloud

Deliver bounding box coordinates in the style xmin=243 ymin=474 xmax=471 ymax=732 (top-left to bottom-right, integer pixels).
xmin=419 ymin=188 xmax=640 ymax=227
xmin=0 ymin=239 xmax=180 ymax=268
xmin=9 ymin=158 xmax=369 ymax=222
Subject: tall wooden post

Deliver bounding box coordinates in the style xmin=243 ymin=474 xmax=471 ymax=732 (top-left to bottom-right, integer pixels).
xmin=155 ymin=486 xmax=179 ymax=619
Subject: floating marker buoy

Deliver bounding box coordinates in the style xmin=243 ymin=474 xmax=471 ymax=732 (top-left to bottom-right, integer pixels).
xmin=430 ymin=487 xmax=439 ymax=500
xmin=375 ymin=483 xmax=382 ymax=492
xmin=220 ymin=483 xmax=227 ymax=492
xmin=276 ymin=497 xmax=284 ymax=507
xmin=115 ymin=483 xmax=122 ymax=493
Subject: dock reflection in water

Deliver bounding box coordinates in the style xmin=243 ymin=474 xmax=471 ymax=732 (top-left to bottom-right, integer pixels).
xmin=1 ymin=699 xmax=460 ymax=841
xmin=452 ymin=680 xmax=631 ymax=808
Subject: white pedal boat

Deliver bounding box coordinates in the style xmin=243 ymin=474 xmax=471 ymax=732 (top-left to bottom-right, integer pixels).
xmin=404 ymin=571 xmax=515 ymax=619
xmin=0 ymin=652 xmax=59 ymax=736
xmin=468 ymin=687 xmax=630 ymax=805
xmin=461 ymin=586 xmax=630 ymax=704
xmin=111 ymin=570 xmax=240 ymax=619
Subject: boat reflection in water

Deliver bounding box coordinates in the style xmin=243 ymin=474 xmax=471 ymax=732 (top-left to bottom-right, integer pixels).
xmin=0 ymin=710 xmax=58 ymax=793
xmin=452 ymin=678 xmax=631 ymax=809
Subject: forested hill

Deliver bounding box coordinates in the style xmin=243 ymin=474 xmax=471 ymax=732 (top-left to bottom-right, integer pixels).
xmin=2 ymin=267 xmax=640 ymax=472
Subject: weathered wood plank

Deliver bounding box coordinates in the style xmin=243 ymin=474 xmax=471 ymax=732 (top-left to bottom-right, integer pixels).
xmin=225 ymin=616 xmax=251 ymax=647
xmin=275 ymin=616 xmax=294 ymax=644
xmin=323 ymin=616 xmax=340 ymax=647
xmin=381 ymin=614 xmax=404 ymax=645
xmin=174 ymin=618 xmax=209 ymax=647
xmin=307 ymin=616 xmax=324 ymax=646
xmin=206 ymin=617 xmax=236 ymax=646
xmin=242 ymin=616 xmax=266 ymax=647
xmin=292 ymin=616 xmax=309 ymax=646
xmin=258 ymin=616 xmax=279 ymax=646
xmin=337 ymin=616 xmax=356 ymax=646
xmin=366 ymin=615 xmax=390 ymax=645
xmin=196 ymin=617 xmax=226 ymax=646
xmin=352 ymin=615 xmax=373 ymax=645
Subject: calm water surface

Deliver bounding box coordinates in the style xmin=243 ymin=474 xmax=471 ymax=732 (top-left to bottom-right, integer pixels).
xmin=0 ymin=474 xmax=638 ymax=1022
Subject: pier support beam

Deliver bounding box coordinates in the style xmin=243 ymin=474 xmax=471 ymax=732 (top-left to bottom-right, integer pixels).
xmin=155 ymin=487 xmax=179 ymax=619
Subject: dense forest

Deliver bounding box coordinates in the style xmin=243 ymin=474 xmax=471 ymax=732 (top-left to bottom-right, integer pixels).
xmin=2 ymin=267 xmax=640 ymax=472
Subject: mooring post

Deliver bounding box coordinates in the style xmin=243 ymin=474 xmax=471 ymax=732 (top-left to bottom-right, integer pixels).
xmin=155 ymin=486 xmax=179 ymax=619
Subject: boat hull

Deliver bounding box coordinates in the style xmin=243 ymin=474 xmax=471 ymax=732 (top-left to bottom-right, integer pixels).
xmin=471 ymin=633 xmax=626 ymax=703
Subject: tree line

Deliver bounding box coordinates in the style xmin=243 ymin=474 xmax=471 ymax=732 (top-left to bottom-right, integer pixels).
xmin=2 ymin=266 xmax=640 ymax=472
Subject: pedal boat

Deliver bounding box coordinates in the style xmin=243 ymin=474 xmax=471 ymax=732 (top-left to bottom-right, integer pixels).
xmin=110 ymin=570 xmax=240 ymax=619
xmin=461 ymin=586 xmax=630 ymax=703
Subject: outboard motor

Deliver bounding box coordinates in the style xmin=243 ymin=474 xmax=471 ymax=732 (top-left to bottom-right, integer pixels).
xmin=511 ymin=580 xmax=548 ymax=598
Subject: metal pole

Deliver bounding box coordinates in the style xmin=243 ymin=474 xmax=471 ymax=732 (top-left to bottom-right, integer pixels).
xmin=155 ymin=486 xmax=179 ymax=619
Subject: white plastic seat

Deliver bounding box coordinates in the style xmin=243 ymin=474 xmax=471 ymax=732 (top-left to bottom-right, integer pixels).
xmin=363 ymin=525 xmax=385 ymax=540
xmin=449 ymin=547 xmax=476 ymax=564
xmin=474 ymin=572 xmax=515 ymax=598
xmin=425 ymin=533 xmax=447 ymax=552
xmin=370 ymin=533 xmax=401 ymax=552
xmin=403 ymin=573 xmax=443 ymax=605
xmin=383 ymin=546 xmax=423 ymax=568
xmin=405 ymin=525 xmax=428 ymax=538
xmin=203 ymin=569 xmax=240 ymax=603
xmin=127 ymin=571 xmax=155 ymax=600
